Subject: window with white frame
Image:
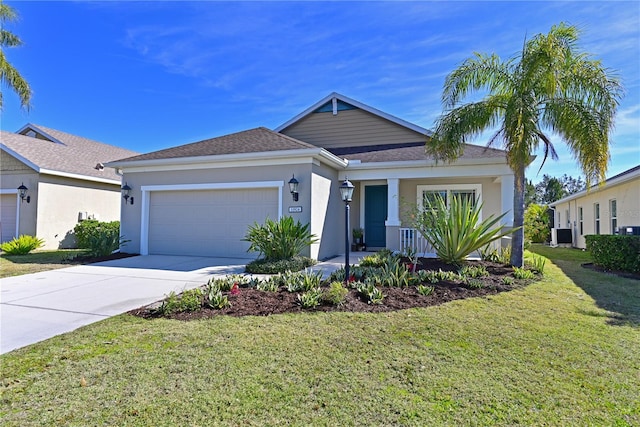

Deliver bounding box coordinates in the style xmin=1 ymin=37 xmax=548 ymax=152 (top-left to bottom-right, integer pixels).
xmin=610 ymin=199 xmax=617 ymax=234
xmin=578 ymin=206 xmax=583 ymax=236
xmin=417 ymin=184 xmax=482 ymax=218
xmin=594 ymin=203 xmax=600 ymax=235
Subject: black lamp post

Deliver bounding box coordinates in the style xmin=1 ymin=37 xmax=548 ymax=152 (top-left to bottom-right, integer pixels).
xmin=339 ymin=178 xmax=355 ymax=284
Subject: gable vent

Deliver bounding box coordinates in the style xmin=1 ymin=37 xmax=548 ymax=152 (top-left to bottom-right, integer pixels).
xmin=26 ymin=130 xmax=37 ymax=137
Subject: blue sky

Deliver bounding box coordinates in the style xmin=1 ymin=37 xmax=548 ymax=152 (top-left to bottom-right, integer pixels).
xmin=2 ymin=1 xmax=638 ymax=184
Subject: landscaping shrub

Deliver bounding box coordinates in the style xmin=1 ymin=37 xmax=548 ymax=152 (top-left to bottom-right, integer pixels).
xmin=73 ymin=220 xmax=125 ymax=256
xmin=524 ymin=204 xmax=551 ymax=243
xmin=245 ymin=256 xmax=316 ymax=274
xmin=0 ymin=235 xmax=45 ymax=255
xmin=244 ymin=216 xmax=318 ymax=260
xmin=158 ymin=288 xmax=203 ymax=315
xmin=323 ymin=281 xmax=349 ymax=305
xmin=412 ymin=194 xmax=517 ymax=266
xmin=585 ymin=235 xmax=640 ymax=273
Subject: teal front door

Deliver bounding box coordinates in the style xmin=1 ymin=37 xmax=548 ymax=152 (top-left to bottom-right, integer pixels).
xmin=365 ymin=185 xmax=388 ymax=248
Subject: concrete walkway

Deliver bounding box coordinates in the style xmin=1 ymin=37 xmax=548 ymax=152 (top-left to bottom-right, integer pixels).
xmin=0 ymin=253 xmax=365 ymax=354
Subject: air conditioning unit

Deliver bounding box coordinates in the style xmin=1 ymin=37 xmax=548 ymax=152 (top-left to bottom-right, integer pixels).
xmin=551 ymin=228 xmax=572 ymax=246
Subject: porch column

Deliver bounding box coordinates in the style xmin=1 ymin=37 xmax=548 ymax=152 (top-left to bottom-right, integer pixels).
xmin=500 ymin=175 xmax=514 ymax=226
xmin=385 ymin=178 xmax=401 ymax=251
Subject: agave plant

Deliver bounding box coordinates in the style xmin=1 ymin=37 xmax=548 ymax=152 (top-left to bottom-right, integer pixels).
xmin=414 ymin=194 xmax=518 ymax=266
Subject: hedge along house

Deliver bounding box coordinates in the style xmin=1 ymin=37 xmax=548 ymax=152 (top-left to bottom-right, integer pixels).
xmin=107 ymin=93 xmax=515 ymax=260
xmin=0 ymin=124 xmax=139 ymax=248
xmin=550 ymin=164 xmax=640 ymax=249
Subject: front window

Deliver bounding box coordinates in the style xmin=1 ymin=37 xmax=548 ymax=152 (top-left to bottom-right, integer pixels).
xmin=594 ymin=203 xmax=600 ymax=235
xmin=417 ymin=184 xmax=482 ymax=218
xmin=579 ymin=207 xmax=584 ymax=236
xmin=610 ymin=199 xmax=617 ymax=234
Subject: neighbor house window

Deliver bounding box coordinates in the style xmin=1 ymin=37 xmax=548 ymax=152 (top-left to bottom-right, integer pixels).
xmin=610 ymin=199 xmax=617 ymax=234
xmin=578 ymin=207 xmax=584 ymax=236
xmin=594 ymin=203 xmax=600 ymax=235
xmin=417 ymin=184 xmax=482 ymax=218
xmin=566 ymin=209 xmax=570 ymax=228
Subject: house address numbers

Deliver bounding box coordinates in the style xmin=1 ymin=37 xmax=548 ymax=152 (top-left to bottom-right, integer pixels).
xmin=288 ymin=206 xmax=302 ymax=213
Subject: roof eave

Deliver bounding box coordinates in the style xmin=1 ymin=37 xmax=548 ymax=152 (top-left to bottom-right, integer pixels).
xmin=346 ymin=156 xmax=510 ymax=170
xmin=106 ymin=148 xmax=348 ymax=170
xmin=550 ymin=166 xmax=640 ymax=206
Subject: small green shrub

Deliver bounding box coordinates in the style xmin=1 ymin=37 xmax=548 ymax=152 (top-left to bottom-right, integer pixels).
xmin=256 ymin=279 xmax=279 ymax=292
xmin=380 ymin=260 xmax=413 ymax=287
xmin=415 ymin=270 xmax=440 ymax=284
xmin=244 ymin=216 xmax=318 ymax=261
xmin=0 ymin=235 xmax=45 ymax=255
xmin=245 ymin=256 xmax=316 ymax=274
xmin=502 ymin=276 xmax=514 ymax=286
xmin=206 ymin=291 xmax=231 ymax=309
xmin=323 ymin=281 xmax=349 ymax=305
xmin=357 ymin=282 xmax=384 ymax=305
xmin=458 ymin=265 xmax=489 ymax=278
xmin=525 ymin=255 xmax=546 ymax=275
xmin=585 ymin=235 xmax=640 ymax=273
xmin=297 ymin=288 xmax=323 ymax=309
xmin=524 ymin=204 xmax=551 ymax=243
xmin=359 ymin=249 xmax=400 ymax=268
xmin=464 ymin=278 xmax=484 ymax=289
xmin=158 ymin=288 xmax=203 ymax=315
xmin=73 ymin=220 xmax=126 ymax=256
xmin=416 ymin=284 xmax=434 ymax=296
xmin=513 ymin=267 xmax=535 ymax=280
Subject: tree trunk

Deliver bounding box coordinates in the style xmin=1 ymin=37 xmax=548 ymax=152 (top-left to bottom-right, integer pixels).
xmin=510 ymin=166 xmax=526 ymax=267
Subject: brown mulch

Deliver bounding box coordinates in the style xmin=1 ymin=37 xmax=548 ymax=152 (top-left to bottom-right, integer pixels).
xmin=129 ymin=258 xmax=527 ymax=320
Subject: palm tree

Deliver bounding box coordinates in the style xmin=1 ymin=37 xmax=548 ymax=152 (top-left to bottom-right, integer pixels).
xmin=1 ymin=2 xmax=31 ymax=109
xmin=426 ymin=23 xmax=622 ymax=267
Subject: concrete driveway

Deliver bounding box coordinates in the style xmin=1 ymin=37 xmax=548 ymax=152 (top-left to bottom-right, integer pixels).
xmin=0 ymin=255 xmax=250 ymax=354
xmin=0 ymin=253 xmax=363 ymax=354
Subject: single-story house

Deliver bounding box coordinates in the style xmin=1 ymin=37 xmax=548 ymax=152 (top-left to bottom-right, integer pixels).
xmin=107 ymin=92 xmax=516 ymax=260
xmin=0 ymin=124 xmax=139 ymax=248
xmin=550 ymin=164 xmax=640 ymax=249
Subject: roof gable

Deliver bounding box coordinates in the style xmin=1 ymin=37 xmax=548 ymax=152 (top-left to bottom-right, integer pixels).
xmin=275 ymin=92 xmax=431 ymax=136
xmin=1 ymin=124 xmax=139 ymax=183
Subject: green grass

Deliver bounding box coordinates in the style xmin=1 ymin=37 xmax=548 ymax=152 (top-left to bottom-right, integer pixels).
xmin=0 ymin=249 xmax=87 ymax=278
xmin=1 ymin=249 xmax=639 ymax=426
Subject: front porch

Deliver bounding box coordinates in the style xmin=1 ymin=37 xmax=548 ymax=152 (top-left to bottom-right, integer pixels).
xmin=340 ymin=172 xmax=515 ymax=254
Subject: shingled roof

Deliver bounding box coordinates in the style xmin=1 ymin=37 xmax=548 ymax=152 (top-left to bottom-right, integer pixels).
xmin=1 ymin=124 xmax=139 ymax=183
xmin=328 ymin=141 xmax=507 ymax=163
xmin=112 ymin=127 xmax=319 ymax=163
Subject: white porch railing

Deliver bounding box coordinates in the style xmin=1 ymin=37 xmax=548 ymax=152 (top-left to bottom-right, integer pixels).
xmin=399 ymin=228 xmax=435 ymax=256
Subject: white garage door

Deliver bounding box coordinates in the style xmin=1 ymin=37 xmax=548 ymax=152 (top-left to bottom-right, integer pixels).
xmin=148 ymin=188 xmax=279 ymax=257
xmin=1 ymin=194 xmax=18 ymax=243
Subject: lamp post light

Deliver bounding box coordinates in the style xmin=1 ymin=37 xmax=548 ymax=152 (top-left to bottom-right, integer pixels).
xmin=339 ymin=178 xmax=355 ymax=285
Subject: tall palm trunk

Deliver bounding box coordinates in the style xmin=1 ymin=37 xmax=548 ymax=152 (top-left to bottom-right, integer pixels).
xmin=510 ymin=166 xmax=526 ymax=267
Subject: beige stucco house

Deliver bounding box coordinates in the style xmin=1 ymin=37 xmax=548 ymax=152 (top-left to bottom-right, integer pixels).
xmin=0 ymin=124 xmax=138 ymax=248
xmin=550 ymin=165 xmax=640 ymax=249
xmin=107 ymin=93 xmax=516 ymax=260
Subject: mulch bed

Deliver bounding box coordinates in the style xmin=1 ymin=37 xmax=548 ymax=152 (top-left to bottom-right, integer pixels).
xmin=130 ymin=258 xmax=528 ymax=320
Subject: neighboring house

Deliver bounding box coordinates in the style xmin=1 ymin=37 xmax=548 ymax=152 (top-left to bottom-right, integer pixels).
xmin=107 ymin=93 xmax=516 ymax=260
xmin=0 ymin=124 xmax=139 ymax=248
xmin=550 ymin=164 xmax=640 ymax=249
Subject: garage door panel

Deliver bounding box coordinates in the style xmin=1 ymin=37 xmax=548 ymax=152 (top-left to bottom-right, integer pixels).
xmin=1 ymin=194 xmax=18 ymax=243
xmin=148 ymin=188 xmax=279 ymax=257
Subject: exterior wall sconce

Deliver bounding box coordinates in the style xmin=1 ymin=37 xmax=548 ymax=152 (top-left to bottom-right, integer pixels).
xmin=121 ymin=182 xmax=134 ymax=205
xmin=18 ymin=183 xmax=30 ymax=203
xmin=339 ymin=178 xmax=355 ymax=284
xmin=288 ymin=175 xmax=299 ymax=202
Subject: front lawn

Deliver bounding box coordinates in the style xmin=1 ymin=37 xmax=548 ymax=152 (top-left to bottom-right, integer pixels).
xmin=1 ymin=250 xmax=638 ymax=426
xmin=0 ymin=249 xmax=87 ymax=278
